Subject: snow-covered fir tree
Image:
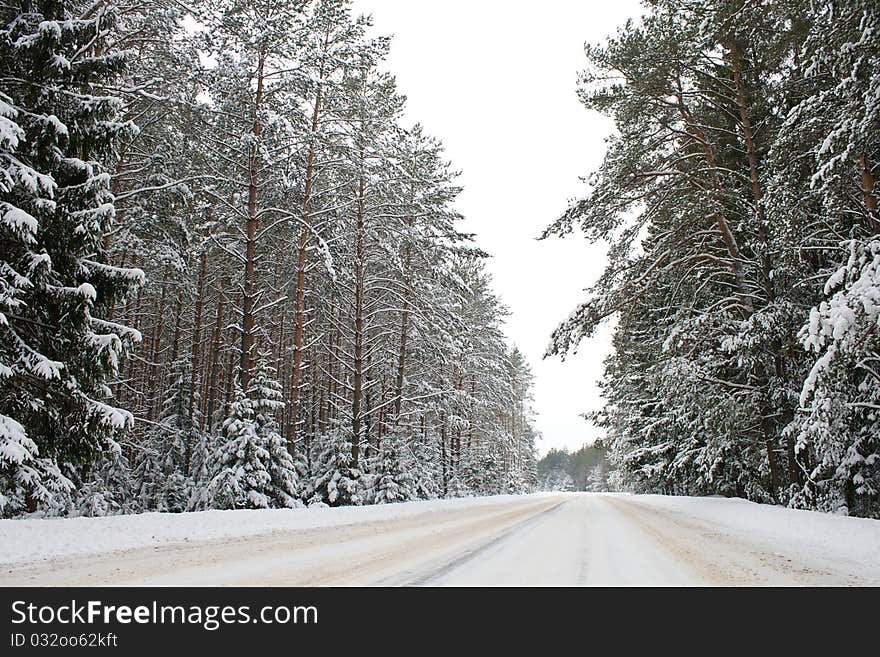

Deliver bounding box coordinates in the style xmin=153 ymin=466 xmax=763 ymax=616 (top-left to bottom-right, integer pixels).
xmin=207 ymin=358 xmax=307 ymax=510
xmin=546 ymin=0 xmax=880 ymax=517
xmin=372 ymin=431 xmax=417 ymax=504
xmin=0 ymin=0 xmax=539 ymax=517
xmin=778 ymin=0 xmax=880 ymax=518
xmin=0 ymin=0 xmax=142 ymax=516
xmin=74 ymin=452 xmax=134 ymax=517
xmin=308 ymin=427 xmax=365 ymax=507
xmin=133 ymin=360 xmax=199 ymax=512
xmin=248 ymin=355 xmax=303 ymax=508
xmin=207 ymin=383 xmax=274 ymax=509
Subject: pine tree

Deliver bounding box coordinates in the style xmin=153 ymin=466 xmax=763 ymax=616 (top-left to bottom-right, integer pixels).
xmin=373 ymin=431 xmax=416 ymax=504
xmin=543 ymin=0 xmax=880 ymax=517
xmin=248 ymin=355 xmax=303 ymax=508
xmin=308 ymin=427 xmax=364 ymax=506
xmin=0 ymin=0 xmax=543 ymax=515
xmin=207 ymin=383 xmax=273 ymax=509
xmin=0 ymin=0 xmax=142 ymax=515
xmin=775 ymin=0 xmax=880 ymax=518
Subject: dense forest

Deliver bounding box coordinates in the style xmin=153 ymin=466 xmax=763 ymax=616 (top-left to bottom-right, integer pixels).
xmin=536 ymin=445 xmax=608 ymax=492
xmin=0 ymin=0 xmax=539 ymax=517
xmin=546 ymin=0 xmax=880 ymax=517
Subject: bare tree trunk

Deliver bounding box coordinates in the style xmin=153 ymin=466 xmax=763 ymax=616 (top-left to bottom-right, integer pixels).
xmin=130 ymin=255 xmax=144 ymax=335
xmin=105 ymin=246 xmax=127 ymax=322
xmin=121 ymin=252 xmax=140 ymax=339
xmin=440 ymin=411 xmax=448 ymax=497
xmin=730 ymin=40 xmax=787 ymax=494
xmin=454 ymin=367 xmax=463 ymax=469
xmin=318 ymin=332 xmax=329 ymax=432
xmin=102 ymin=139 xmax=129 ymax=260
xmin=170 ymin=289 xmax=183 ymax=366
xmin=115 ymin=248 xmax=133 ymax=381
xmin=290 ymin=46 xmax=328 ymax=448
xmin=223 ymin=348 xmax=235 ymax=415
xmin=204 ymin=274 xmax=227 ymax=430
xmin=469 ymin=373 xmax=476 ymax=451
xmin=394 ymin=239 xmax=412 ymax=423
xmin=329 ymin=311 xmax=341 ymax=425
xmin=268 ymin=246 xmax=284 ymax=369
xmin=190 ymin=226 xmax=209 ymax=419
xmin=127 ymin=256 xmax=146 ymax=413
xmin=351 ymin=172 xmax=366 ymax=467
xmin=310 ymin=356 xmax=319 ymax=439
xmin=377 ymin=373 xmax=386 ymax=452
xmin=239 ymin=51 xmax=266 ymax=391
xmin=860 ymin=153 xmax=879 ymax=234
xmin=182 ymin=227 xmax=209 ymax=470
xmin=285 ymin=336 xmax=296 ymax=442
xmin=275 ymin=311 xmax=286 ymax=383
xmin=146 ymin=267 xmax=170 ymax=420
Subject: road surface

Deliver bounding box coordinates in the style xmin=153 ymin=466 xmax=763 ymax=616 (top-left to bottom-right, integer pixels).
xmin=3 ymin=493 xmax=877 ymax=586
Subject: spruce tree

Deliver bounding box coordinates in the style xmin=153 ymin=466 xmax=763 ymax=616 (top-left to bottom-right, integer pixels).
xmin=74 ymin=452 xmax=134 ymax=517
xmin=777 ymin=0 xmax=880 ymax=518
xmin=308 ymin=427 xmax=364 ymax=506
xmin=373 ymin=432 xmax=416 ymax=504
xmin=0 ymin=0 xmax=142 ymax=515
xmin=248 ymin=355 xmax=303 ymax=508
xmin=207 ymin=383 xmax=273 ymax=509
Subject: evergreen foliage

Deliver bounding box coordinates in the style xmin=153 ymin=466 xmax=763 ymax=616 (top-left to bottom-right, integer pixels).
xmin=547 ymin=0 xmax=880 ymax=517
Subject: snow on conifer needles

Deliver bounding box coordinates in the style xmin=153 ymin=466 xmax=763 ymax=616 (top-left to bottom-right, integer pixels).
xmin=5 ymin=0 xmax=877 ymax=527
xmin=0 ymin=0 xmax=539 ymax=517
xmin=547 ymin=0 xmax=880 ymax=518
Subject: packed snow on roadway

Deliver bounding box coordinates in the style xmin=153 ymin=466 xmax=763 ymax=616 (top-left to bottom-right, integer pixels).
xmin=2 ymin=492 xmax=879 ymax=576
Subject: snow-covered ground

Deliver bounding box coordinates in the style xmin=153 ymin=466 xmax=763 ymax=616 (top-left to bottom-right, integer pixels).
xmin=0 ymin=494 xmax=551 ymax=566
xmin=1 ymin=493 xmax=878 ymax=586
xmin=621 ymin=494 xmax=880 ymax=578
xmin=415 ymin=494 xmax=880 ymax=586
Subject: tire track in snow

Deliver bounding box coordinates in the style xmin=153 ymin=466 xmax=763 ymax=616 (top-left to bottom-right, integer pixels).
xmin=391 ymin=500 xmax=570 ymax=585
xmin=294 ymin=497 xmax=568 ymax=586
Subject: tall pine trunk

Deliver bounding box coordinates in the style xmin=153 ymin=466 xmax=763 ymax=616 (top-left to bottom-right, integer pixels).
xmin=394 ymin=207 xmax=414 ymax=423
xmin=730 ymin=40 xmax=792 ymax=494
xmin=204 ymin=273 xmax=227 ymax=430
xmin=290 ymin=41 xmax=329 ymax=449
xmin=860 ymin=153 xmax=879 ymax=233
xmin=190 ymin=226 xmax=208 ymax=420
xmin=239 ymin=51 xmax=266 ymax=391
xmin=146 ymin=267 xmax=170 ymax=420
xmin=351 ymin=170 xmax=366 ymax=466
xmin=674 ymin=76 xmax=753 ymax=313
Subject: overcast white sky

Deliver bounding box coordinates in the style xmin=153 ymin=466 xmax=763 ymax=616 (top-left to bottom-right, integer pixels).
xmin=351 ymin=0 xmax=643 ymax=455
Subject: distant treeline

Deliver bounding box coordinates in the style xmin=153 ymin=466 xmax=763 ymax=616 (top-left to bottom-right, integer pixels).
xmin=536 ymin=445 xmax=608 ymax=492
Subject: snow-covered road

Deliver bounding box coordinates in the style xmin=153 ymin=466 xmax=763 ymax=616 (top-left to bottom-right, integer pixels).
xmin=2 ymin=493 xmax=878 ymax=586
